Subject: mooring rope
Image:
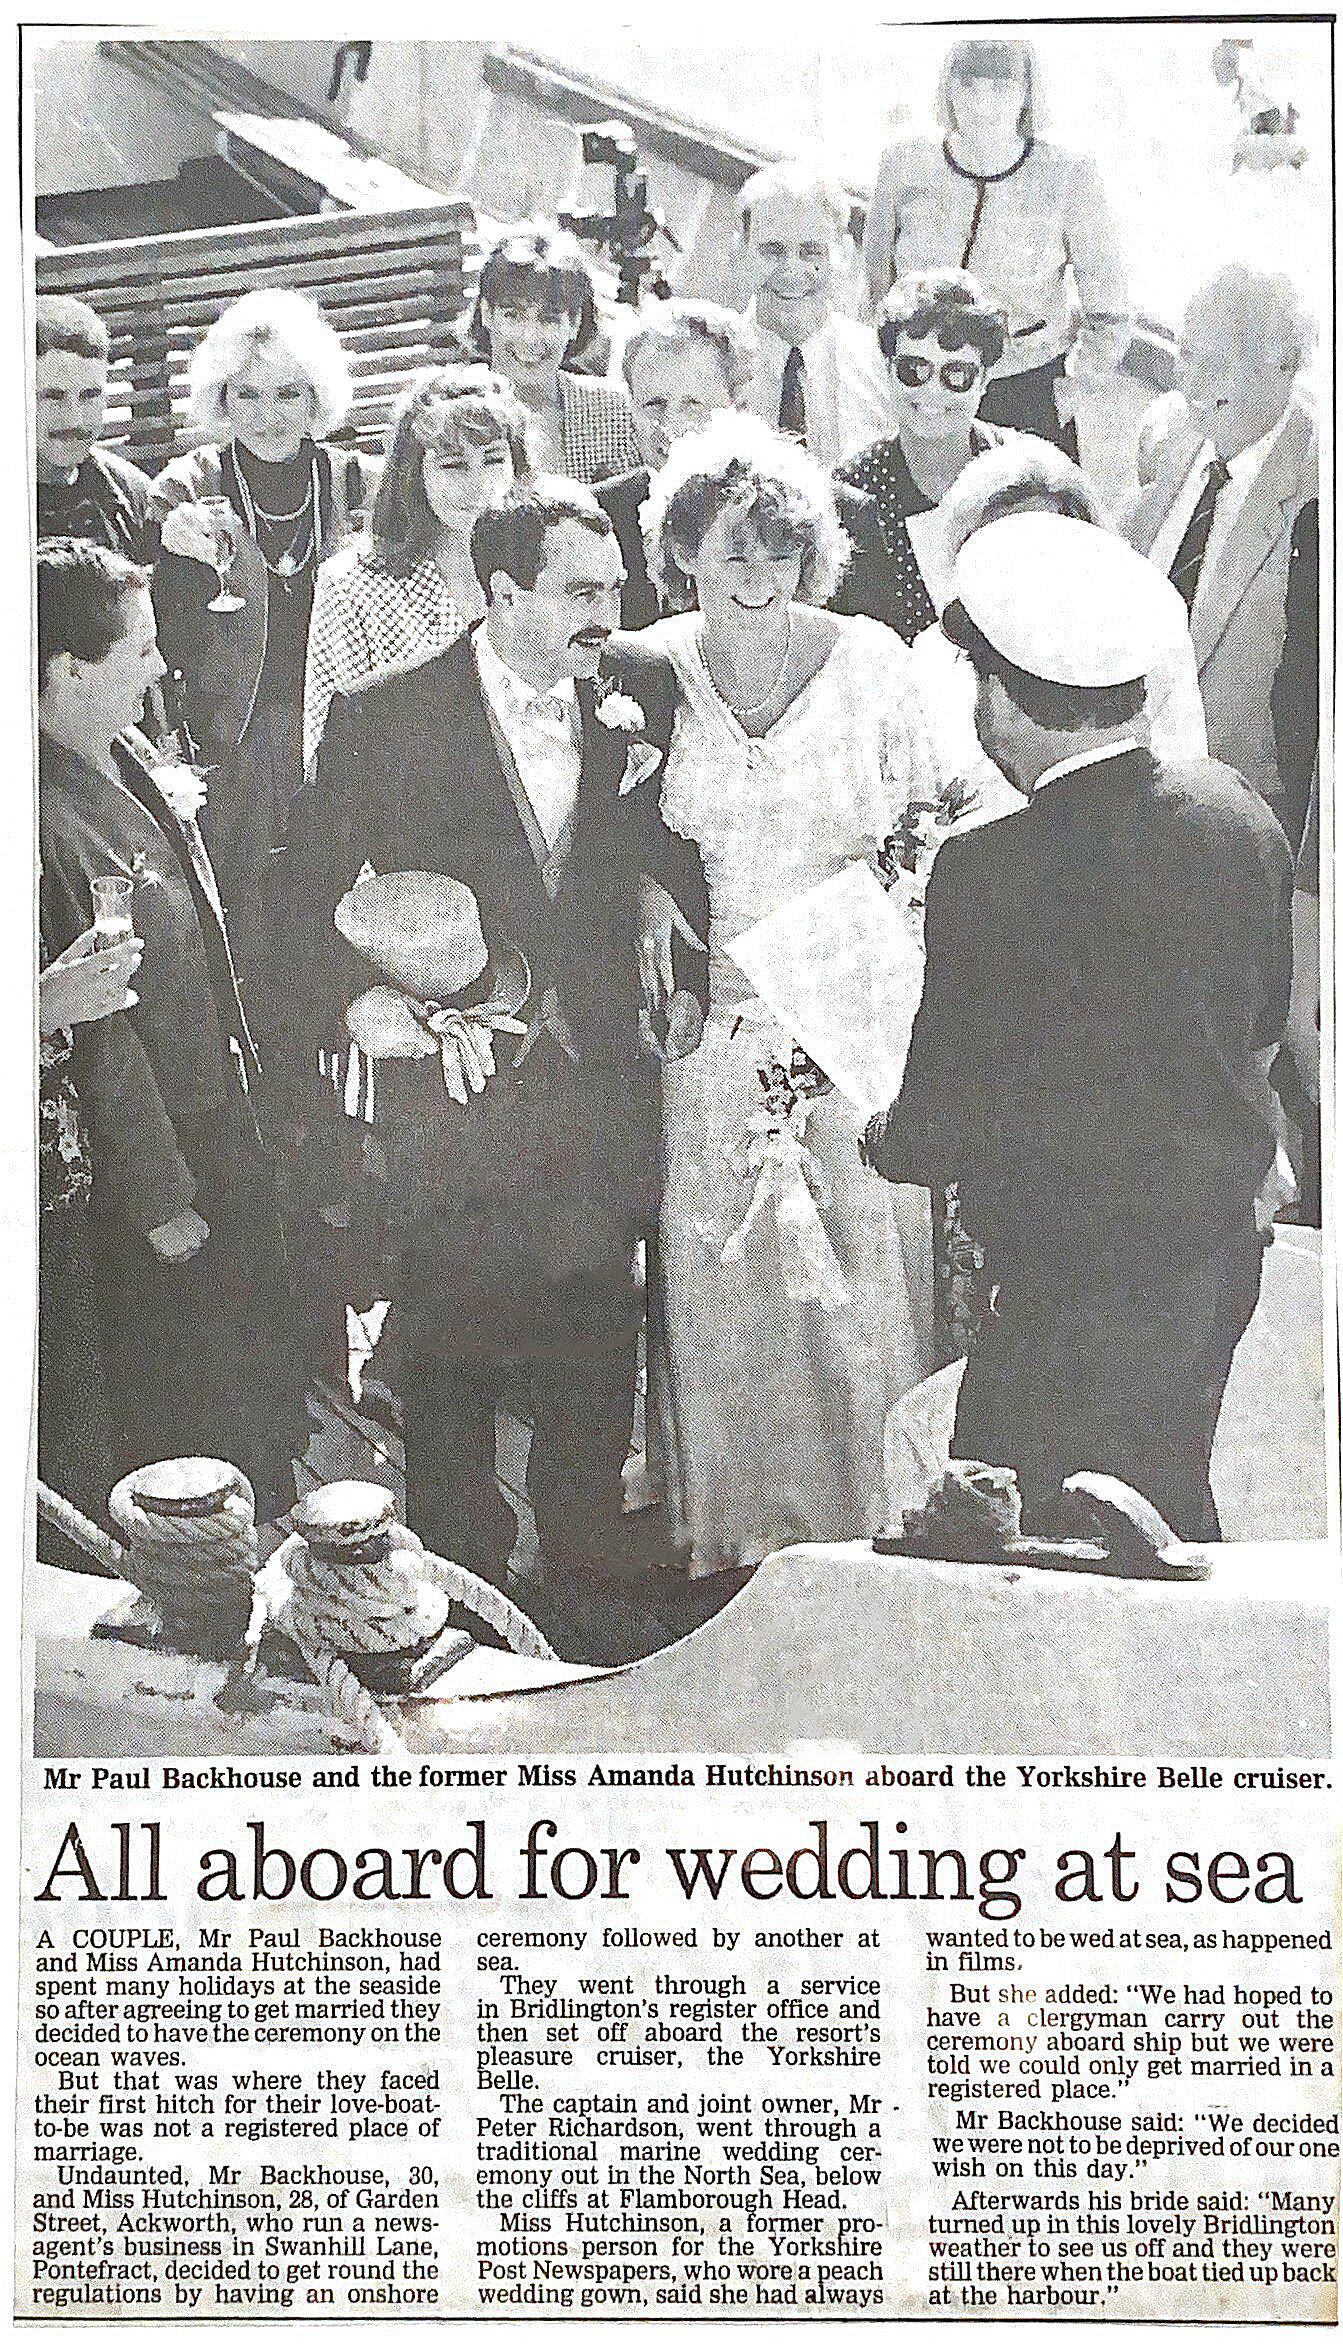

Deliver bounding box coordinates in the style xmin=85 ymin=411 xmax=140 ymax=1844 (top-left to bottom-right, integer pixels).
xmin=37 ymin=1480 xmax=129 ymax=1580
xmin=41 ymin=1464 xmax=558 ymax=1758
xmin=268 ymin=1521 xmax=559 ymax=1756
xmin=107 ymin=1463 xmax=259 ymax=1617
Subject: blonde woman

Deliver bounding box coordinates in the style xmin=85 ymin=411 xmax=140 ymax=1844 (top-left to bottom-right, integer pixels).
xmin=150 ymin=288 xmax=375 ymax=987
xmin=304 ymin=365 xmax=529 ymax=770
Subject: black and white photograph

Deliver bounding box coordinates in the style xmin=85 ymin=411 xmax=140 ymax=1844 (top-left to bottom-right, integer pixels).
xmin=12 ymin=22 xmax=1339 ymax=2330
xmin=22 ymin=21 xmax=1333 ymax=1761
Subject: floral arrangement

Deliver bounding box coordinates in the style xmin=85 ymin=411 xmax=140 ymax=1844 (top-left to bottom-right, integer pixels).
xmin=722 ymin=1049 xmax=847 ymax=1312
xmin=875 ymin=773 xmax=977 ymax=908
xmin=754 ymin=1046 xmax=833 ymax=1136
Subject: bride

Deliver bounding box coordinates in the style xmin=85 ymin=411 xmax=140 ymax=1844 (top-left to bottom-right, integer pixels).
xmin=636 ymin=413 xmax=943 ymax=1576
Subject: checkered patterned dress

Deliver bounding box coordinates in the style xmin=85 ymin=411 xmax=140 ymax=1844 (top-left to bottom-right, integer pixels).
xmin=558 ymin=372 xmax=641 ymax=485
xmin=304 ymin=546 xmax=463 ymax=770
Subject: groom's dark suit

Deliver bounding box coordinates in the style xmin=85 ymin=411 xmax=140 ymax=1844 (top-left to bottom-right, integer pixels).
xmin=279 ymin=623 xmax=704 ymax=1588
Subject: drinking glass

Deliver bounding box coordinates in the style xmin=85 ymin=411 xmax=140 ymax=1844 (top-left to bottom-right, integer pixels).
xmin=201 ymin=498 xmax=245 ymax=613
xmin=91 ymin=875 xmax=135 ymax=951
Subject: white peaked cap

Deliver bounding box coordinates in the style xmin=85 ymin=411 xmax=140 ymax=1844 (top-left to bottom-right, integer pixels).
xmin=950 ymin=513 xmax=1188 ymax=688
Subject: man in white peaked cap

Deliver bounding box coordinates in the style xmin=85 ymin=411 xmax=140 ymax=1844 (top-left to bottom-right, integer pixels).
xmin=865 ymin=514 xmax=1293 ymax=1540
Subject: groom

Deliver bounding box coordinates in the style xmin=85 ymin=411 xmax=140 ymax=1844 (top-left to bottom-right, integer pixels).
xmin=279 ymin=483 xmax=705 ymax=1629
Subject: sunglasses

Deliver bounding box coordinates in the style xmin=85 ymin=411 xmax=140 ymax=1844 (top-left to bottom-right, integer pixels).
xmin=893 ymin=352 xmax=985 ymax=392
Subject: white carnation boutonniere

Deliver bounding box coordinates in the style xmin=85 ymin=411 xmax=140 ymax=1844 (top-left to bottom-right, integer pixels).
xmin=595 ymin=689 xmax=645 ymax=735
xmin=596 ymin=684 xmax=664 ymax=797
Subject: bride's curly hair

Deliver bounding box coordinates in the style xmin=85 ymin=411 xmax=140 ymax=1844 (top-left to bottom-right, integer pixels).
xmin=642 ymin=412 xmax=851 ymax=608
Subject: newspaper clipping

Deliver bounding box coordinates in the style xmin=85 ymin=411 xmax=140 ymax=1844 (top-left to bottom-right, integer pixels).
xmin=19 ymin=17 xmax=1337 ymax=2325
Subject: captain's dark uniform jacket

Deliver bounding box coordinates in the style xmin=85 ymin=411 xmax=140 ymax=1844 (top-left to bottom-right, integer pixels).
xmin=276 ymin=625 xmax=706 ymax=1356
xmin=867 ymin=744 xmax=1293 ymax=1293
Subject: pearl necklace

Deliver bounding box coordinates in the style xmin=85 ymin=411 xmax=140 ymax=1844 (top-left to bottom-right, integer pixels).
xmin=703 ymin=612 xmax=794 ymax=723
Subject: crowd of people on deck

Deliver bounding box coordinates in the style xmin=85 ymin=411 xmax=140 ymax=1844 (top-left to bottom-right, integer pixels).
xmin=35 ymin=37 xmax=1322 ymax=1663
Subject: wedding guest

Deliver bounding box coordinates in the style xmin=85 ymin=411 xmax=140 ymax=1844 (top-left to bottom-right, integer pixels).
xmin=835 ymin=268 xmax=1015 ymax=639
xmin=38 ymin=922 xmax=142 ymax=1566
xmin=635 ymin=412 xmax=941 ymax=1576
xmin=1125 ymin=265 xmax=1318 ymax=850
xmin=304 ymin=364 xmax=529 ymax=769
xmin=470 ymin=224 xmax=639 ymax=482
xmin=599 ymin=301 xmax=758 ymax=627
xmin=737 ymin=159 xmax=890 ymax=468
xmin=276 ymin=484 xmax=705 ymax=1660
xmin=1272 ymin=501 xmax=1320 ymax=1223
xmin=863 ymin=37 xmax=1130 ymax=455
xmin=38 ymin=540 xmax=309 ymax=1523
xmin=35 ymin=297 xmax=154 ymax=562
xmin=865 ymin=516 xmax=1292 ymax=1540
xmin=149 ymin=288 xmax=375 ymax=989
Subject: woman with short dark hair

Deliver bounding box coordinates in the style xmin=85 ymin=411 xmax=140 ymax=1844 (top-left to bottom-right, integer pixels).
xmin=38 ymin=539 xmax=309 ymax=1522
xmin=470 ymin=223 xmax=639 ymax=482
xmin=836 ymin=268 xmax=1020 ymax=642
xmin=862 ymin=37 xmax=1130 ymax=453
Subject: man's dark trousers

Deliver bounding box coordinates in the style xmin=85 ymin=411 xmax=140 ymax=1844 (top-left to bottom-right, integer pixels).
xmin=403 ymin=1320 xmax=638 ymax=1587
xmin=952 ymin=1217 xmax=1268 ymax=1541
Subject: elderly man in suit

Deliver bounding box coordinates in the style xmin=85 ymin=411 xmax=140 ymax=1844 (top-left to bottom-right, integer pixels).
xmin=278 ymin=483 xmax=705 ymax=1653
xmin=865 ymin=515 xmax=1292 ymax=1543
xmin=1126 ymin=264 xmax=1318 ymax=853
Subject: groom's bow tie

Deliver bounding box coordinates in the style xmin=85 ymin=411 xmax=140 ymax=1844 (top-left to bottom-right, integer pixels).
xmin=521 ymin=689 xmax=573 ymax=733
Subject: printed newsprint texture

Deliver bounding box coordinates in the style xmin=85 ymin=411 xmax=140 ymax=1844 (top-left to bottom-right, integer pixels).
xmin=18 ymin=17 xmax=1339 ymax=2324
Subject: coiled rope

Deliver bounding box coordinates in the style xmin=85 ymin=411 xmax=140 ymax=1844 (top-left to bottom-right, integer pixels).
xmin=107 ymin=1462 xmax=259 ymax=1628
xmin=267 ymin=1520 xmax=557 ymax=1756
xmin=39 ymin=1466 xmax=556 ymax=1758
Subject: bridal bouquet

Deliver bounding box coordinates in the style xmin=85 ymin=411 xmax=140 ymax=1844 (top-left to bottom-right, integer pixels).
xmin=875 ymin=772 xmax=978 ymax=915
xmin=722 ymin=1051 xmax=848 ymax=1314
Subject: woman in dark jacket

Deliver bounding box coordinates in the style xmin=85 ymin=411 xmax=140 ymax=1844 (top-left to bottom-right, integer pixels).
xmin=38 ymin=923 xmax=141 ymax=1564
xmin=38 ymin=538 xmax=309 ymax=1522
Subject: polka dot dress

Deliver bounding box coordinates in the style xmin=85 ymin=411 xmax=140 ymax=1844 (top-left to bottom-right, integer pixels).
xmin=838 ymin=427 xmax=996 ymax=646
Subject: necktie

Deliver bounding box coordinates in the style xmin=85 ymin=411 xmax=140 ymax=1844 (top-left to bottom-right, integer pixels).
xmin=1167 ymin=456 xmax=1231 ymax=611
xmin=779 ymin=345 xmax=807 ymax=442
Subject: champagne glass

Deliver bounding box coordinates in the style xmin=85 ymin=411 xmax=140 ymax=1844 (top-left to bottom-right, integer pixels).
xmin=91 ymin=875 xmax=135 ymax=951
xmin=202 ymin=498 xmax=245 ymax=614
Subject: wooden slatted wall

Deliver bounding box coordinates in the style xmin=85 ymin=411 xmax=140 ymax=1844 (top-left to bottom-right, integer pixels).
xmin=35 ymin=200 xmax=476 ymax=475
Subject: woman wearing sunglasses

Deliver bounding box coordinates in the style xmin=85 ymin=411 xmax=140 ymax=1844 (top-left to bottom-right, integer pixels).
xmin=836 ymin=269 xmax=1022 ymax=644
